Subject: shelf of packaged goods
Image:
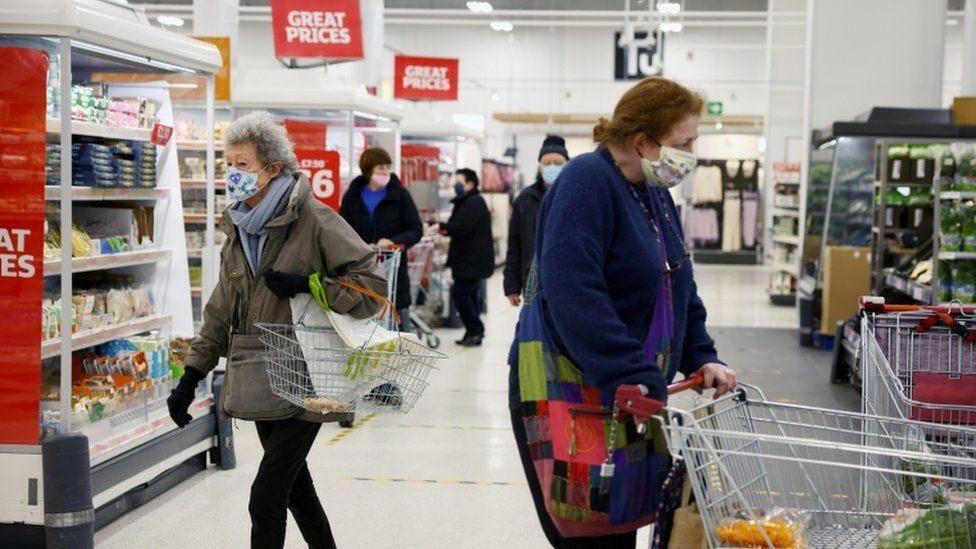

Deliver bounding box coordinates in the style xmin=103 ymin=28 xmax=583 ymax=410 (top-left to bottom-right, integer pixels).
xmin=45 ymin=186 xmax=169 ymax=201
xmin=44 ymin=248 xmax=172 ymax=276
xmin=181 ymin=178 xmax=226 ymax=189
xmin=877 ymin=180 xmax=934 ymax=188
xmin=79 ymin=391 xmax=214 ymax=467
xmin=46 ymin=118 xmax=152 ymax=142
xmin=187 ymin=248 xmax=202 ymax=259
xmin=770 ymin=207 xmax=800 ymax=217
xmin=940 ymin=191 xmax=976 ymax=200
xmin=40 ymin=314 xmax=172 ymax=359
xmin=772 ymin=234 xmax=800 ymax=246
xmin=190 ymin=287 xmax=202 ymax=297
xmin=773 ymin=262 xmax=799 ymax=277
xmin=939 ymin=251 xmax=976 ymax=261
xmin=775 ymin=181 xmax=801 ymax=186
xmin=883 ymin=273 xmax=933 ymax=303
xmin=177 ymin=140 xmax=224 ymax=152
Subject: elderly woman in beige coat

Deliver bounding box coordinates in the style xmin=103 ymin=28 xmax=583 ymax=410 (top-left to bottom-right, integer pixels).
xmin=166 ymin=111 xmax=385 ymax=549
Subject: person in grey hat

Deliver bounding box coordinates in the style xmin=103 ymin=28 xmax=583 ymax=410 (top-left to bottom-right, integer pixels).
xmin=503 ymin=135 xmax=569 ymax=307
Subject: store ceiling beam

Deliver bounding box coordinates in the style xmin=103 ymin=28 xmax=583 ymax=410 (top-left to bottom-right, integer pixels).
xmin=492 ymin=113 xmax=763 ymax=127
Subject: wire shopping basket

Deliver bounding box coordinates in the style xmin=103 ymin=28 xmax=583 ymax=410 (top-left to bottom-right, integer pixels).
xmin=256 ymin=282 xmax=446 ymax=416
xmin=662 ymin=382 xmax=976 ymax=548
xmin=375 ymin=247 xmax=402 ymax=329
xmin=860 ymin=298 xmax=976 ymax=428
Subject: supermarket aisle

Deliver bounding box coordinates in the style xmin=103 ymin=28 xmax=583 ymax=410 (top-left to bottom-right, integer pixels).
xmin=694 ymin=264 xmax=798 ymax=329
xmin=95 ymin=267 xmax=848 ymax=548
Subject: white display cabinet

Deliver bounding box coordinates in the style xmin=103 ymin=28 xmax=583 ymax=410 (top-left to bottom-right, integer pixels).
xmin=0 ymin=1 xmax=229 ymax=543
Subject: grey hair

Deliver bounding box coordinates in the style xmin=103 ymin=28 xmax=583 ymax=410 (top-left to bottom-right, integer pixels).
xmin=223 ymin=111 xmax=299 ymax=172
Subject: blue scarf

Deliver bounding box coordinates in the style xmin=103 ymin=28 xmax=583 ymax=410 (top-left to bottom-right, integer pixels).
xmin=227 ymin=172 xmax=296 ymax=274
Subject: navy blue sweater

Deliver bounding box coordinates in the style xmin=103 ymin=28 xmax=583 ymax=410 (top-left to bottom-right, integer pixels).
xmin=508 ymin=148 xmax=721 ymax=406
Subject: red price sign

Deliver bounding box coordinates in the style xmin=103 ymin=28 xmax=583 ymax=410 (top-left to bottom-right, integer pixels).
xmin=284 ymin=119 xmax=327 ymax=149
xmin=271 ymin=0 xmax=364 ymax=59
xmin=151 ymin=123 xmax=174 ymax=146
xmin=295 ymin=149 xmax=341 ymax=211
xmin=394 ymin=55 xmax=459 ymax=101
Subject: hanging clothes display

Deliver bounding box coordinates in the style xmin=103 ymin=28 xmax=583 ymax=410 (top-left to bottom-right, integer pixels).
xmin=686 ymin=207 xmax=720 ymax=247
xmin=721 ymin=192 xmax=742 ymax=252
xmin=680 ymin=158 xmax=762 ymax=263
xmin=741 ymin=191 xmax=760 ymax=249
xmin=690 ymin=165 xmax=723 ymax=204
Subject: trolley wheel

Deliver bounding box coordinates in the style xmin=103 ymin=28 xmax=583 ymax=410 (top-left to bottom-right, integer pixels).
xmin=426 ymin=334 xmax=441 ymax=349
xmin=337 ymin=412 xmax=355 ymax=428
xmin=339 ymin=420 xmax=354 ymax=428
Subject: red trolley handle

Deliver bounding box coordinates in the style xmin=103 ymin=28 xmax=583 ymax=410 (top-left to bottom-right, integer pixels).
xmin=860 ymin=296 xmax=976 ymax=343
xmin=614 ymin=374 xmax=705 ymax=426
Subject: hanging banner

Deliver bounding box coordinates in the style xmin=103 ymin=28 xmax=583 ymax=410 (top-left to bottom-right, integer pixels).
xmin=614 ymin=31 xmax=664 ymax=80
xmin=0 ymin=47 xmax=47 ymax=445
xmin=284 ymin=119 xmax=328 ymax=149
xmin=394 ymin=55 xmax=459 ymax=101
xmin=271 ymin=0 xmax=364 ymax=59
xmin=296 ymin=149 xmax=342 ymax=211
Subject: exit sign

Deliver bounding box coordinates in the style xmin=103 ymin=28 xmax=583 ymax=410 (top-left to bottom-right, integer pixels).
xmin=706 ymin=100 xmax=723 ymax=116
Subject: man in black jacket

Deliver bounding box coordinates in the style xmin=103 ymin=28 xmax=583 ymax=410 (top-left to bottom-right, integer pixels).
xmin=503 ymin=135 xmax=569 ymax=307
xmin=339 ymin=147 xmax=423 ymax=328
xmin=431 ymin=168 xmax=494 ymax=346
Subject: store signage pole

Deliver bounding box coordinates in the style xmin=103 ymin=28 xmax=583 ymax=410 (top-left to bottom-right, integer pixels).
xmin=203 ymin=75 xmax=216 ymax=303
xmin=59 ymin=38 xmax=73 ymax=433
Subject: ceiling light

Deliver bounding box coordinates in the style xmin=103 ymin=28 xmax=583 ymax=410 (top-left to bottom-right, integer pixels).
xmin=156 ymin=15 xmax=185 ymax=27
xmin=490 ymin=91 xmax=501 ymax=101
xmin=660 ymin=22 xmax=683 ymax=33
xmin=490 ymin=21 xmax=514 ymax=32
xmin=467 ymin=1 xmax=494 ymax=13
xmin=656 ymin=2 xmax=681 ymax=14
xmin=715 ymin=122 xmax=724 ymax=130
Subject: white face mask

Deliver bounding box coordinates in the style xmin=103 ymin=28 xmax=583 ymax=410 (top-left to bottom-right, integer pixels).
xmin=639 ymin=146 xmax=697 ymax=188
xmin=226 ymin=164 xmax=270 ymax=202
xmin=371 ymin=173 xmax=391 ymax=188
xmin=540 ymin=164 xmax=564 ymax=185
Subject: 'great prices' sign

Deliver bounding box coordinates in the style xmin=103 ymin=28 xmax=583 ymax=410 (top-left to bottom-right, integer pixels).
xmin=394 ymin=55 xmax=459 ymax=101
xmin=296 ymin=149 xmax=342 ymax=211
xmin=271 ymin=0 xmax=363 ymax=59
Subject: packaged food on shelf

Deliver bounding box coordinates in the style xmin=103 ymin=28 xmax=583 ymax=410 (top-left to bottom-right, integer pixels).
xmin=714 ymin=508 xmax=809 ymax=548
xmin=40 ymin=283 xmax=156 ymax=340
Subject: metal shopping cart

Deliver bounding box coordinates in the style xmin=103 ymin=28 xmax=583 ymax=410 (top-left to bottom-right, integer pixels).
xmin=374 ymin=247 xmax=402 ymax=331
xmin=860 ymin=298 xmax=976 ymax=432
xmin=406 ymin=238 xmax=440 ymax=349
xmin=655 ymin=379 xmax=976 ymax=548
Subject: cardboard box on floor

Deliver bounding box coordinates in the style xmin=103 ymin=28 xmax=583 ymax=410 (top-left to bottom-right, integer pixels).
xmin=821 ymin=246 xmax=871 ymax=331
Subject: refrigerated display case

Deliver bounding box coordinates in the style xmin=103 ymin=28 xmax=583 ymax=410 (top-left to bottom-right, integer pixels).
xmin=0 ymin=1 xmax=230 ymax=544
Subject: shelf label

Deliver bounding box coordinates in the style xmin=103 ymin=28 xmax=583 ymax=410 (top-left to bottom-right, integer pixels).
xmin=151 ymin=123 xmax=174 ymax=146
xmin=271 ymin=0 xmax=364 ymax=59
xmin=0 ymin=46 xmax=46 ymax=445
xmin=296 ymin=149 xmax=342 ymax=211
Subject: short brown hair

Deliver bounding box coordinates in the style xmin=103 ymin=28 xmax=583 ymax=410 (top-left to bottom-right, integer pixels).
xmin=359 ymin=147 xmax=392 ymax=177
xmin=593 ymin=77 xmax=704 ymax=145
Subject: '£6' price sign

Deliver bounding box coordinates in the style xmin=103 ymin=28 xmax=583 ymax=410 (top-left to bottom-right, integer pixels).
xmin=295 ymin=149 xmax=341 ymax=211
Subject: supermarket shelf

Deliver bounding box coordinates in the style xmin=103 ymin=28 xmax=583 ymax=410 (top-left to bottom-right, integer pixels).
xmin=940 ymin=191 xmax=976 ymax=200
xmin=181 ymin=178 xmax=226 ymax=189
xmin=938 ymin=251 xmax=976 ymax=260
xmin=883 ymin=273 xmax=933 ymax=303
xmin=877 ymin=179 xmax=934 ymax=188
xmin=183 ymin=212 xmax=210 ymax=223
xmin=40 ymin=314 xmax=172 ymax=359
xmin=45 ymin=186 xmax=169 ymax=201
xmin=772 ymin=234 xmax=801 ymax=246
xmin=770 ymin=207 xmax=800 ymax=217
xmin=187 ymin=248 xmax=202 ymax=259
xmin=47 ymin=118 xmax=151 ymax=141
xmin=773 ymin=262 xmax=799 ymax=276
xmin=44 ymin=248 xmax=172 ymax=276
xmin=177 ymin=140 xmax=224 ymax=151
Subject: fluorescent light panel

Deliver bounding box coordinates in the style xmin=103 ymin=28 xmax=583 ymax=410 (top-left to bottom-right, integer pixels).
xmin=490 ymin=21 xmax=513 ymax=32
xmin=466 ymin=1 xmax=494 ymax=13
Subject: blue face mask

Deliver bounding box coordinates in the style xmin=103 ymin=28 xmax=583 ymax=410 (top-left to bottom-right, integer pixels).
xmin=226 ymin=164 xmax=271 ymax=202
xmin=454 ymin=182 xmax=465 ymax=197
xmin=540 ymin=164 xmax=564 ymax=185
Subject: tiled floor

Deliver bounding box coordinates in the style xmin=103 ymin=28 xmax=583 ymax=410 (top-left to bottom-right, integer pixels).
xmin=95 ymin=265 xmax=851 ymax=549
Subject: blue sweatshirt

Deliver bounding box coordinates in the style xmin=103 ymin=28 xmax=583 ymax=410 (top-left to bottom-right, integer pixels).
xmin=508 ymin=147 xmax=721 ymax=407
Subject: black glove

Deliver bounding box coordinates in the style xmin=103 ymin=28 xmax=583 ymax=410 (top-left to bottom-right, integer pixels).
xmin=263 ymin=269 xmax=310 ymax=299
xmin=167 ymin=367 xmax=204 ymax=428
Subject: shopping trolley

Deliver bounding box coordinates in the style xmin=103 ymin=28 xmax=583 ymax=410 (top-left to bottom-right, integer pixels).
xmin=374 ymin=246 xmax=402 ymax=331
xmin=256 ymin=317 xmax=445 ymax=417
xmin=860 ymin=297 xmax=976 ymax=432
xmin=649 ymin=378 xmax=976 ymax=548
xmin=406 ymin=238 xmax=440 ymax=349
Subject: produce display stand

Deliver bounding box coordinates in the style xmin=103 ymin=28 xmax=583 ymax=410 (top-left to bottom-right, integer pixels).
xmin=0 ymin=2 xmax=231 ymax=545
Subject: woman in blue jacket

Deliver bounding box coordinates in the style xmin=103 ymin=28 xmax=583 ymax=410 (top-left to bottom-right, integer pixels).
xmin=508 ymin=77 xmax=737 ymax=548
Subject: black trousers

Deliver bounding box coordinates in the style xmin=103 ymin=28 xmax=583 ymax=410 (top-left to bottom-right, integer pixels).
xmin=251 ymin=418 xmax=336 ymax=549
xmin=452 ymin=278 xmax=485 ymax=337
xmin=510 ymin=408 xmax=638 ymax=549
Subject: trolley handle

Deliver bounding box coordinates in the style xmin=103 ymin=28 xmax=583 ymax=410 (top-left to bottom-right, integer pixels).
xmin=614 ymin=374 xmax=705 ymax=427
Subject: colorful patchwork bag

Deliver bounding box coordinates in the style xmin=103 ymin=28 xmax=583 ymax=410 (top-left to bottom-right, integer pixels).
xmin=516 ymin=261 xmax=674 ymax=537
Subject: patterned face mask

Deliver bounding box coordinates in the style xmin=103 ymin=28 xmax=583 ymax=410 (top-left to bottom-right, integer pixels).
xmin=639 ymin=145 xmax=697 ymax=189
xmin=226 ymin=164 xmax=271 ymax=202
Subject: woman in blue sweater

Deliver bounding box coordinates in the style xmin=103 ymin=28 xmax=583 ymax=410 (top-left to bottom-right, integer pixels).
xmin=509 ymin=77 xmax=737 ymax=548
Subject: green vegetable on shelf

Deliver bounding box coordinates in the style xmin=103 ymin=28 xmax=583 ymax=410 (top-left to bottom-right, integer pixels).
xmin=889 ymin=144 xmax=911 ymax=158
xmin=964 ymin=205 xmax=976 ymax=252
xmin=909 ymin=145 xmax=933 ymax=160
xmin=942 ymin=206 xmax=962 ymax=252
